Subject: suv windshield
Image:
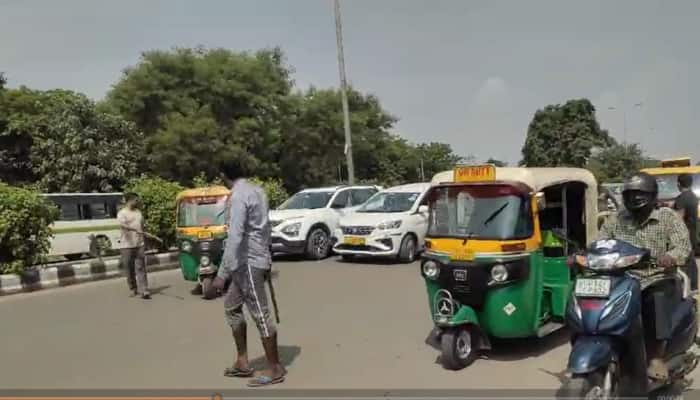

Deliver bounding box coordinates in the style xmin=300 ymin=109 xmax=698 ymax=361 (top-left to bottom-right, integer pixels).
xmin=177 ymin=196 xmax=228 ymax=227
xmin=278 ymin=191 xmax=333 ymax=210
xmin=655 ymin=173 xmax=700 ymax=200
xmin=427 ymin=185 xmax=533 ymax=240
xmin=357 ymin=192 xmax=420 ymax=213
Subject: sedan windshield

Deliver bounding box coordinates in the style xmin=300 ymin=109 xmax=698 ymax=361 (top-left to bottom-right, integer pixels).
xmin=655 ymin=173 xmax=700 ymax=200
xmin=357 ymin=192 xmax=420 ymax=213
xmin=278 ymin=191 xmax=333 ymax=210
xmin=427 ymin=185 xmax=533 ymax=240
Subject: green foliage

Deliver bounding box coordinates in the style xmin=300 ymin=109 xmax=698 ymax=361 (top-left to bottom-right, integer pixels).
xmin=105 ymin=47 xmax=293 ymax=184
xmin=485 ymin=158 xmax=508 ymax=167
xmin=0 ymin=87 xmax=142 ymax=191
xmin=0 ymin=183 xmax=59 ymax=274
xmin=520 ymin=99 xmax=612 ymax=167
xmin=587 ymin=142 xmax=646 ymax=183
xmin=191 ymin=172 xmax=224 ymax=188
xmin=124 ymin=177 xmax=184 ymax=250
xmin=249 ymin=177 xmax=289 ymax=209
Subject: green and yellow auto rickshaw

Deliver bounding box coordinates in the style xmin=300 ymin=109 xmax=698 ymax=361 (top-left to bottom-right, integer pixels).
xmin=176 ymin=186 xmax=230 ymax=299
xmin=421 ymin=165 xmax=600 ymax=369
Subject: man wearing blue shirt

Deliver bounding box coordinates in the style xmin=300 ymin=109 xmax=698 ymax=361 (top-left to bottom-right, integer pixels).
xmin=213 ymin=159 xmax=286 ymax=387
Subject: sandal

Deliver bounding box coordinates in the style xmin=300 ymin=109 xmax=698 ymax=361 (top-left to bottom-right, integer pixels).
xmin=247 ymin=374 xmax=286 ymax=387
xmin=224 ymin=366 xmax=254 ymax=378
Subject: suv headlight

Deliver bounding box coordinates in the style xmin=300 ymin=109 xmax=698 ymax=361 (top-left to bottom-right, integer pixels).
xmin=181 ymin=241 xmax=193 ymax=252
xmin=377 ymin=220 xmax=402 ymax=230
xmin=282 ymin=222 xmax=301 ymax=237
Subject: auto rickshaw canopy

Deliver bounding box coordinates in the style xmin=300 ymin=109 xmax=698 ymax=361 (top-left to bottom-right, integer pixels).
xmin=176 ymin=185 xmax=230 ymax=201
xmin=431 ymin=166 xmax=599 ymax=245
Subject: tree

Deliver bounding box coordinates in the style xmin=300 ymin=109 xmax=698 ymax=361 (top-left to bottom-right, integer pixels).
xmin=485 ymin=158 xmax=507 ymax=167
xmin=588 ymin=142 xmax=646 ymax=183
xmin=0 ymin=73 xmax=6 ymax=91
xmin=1 ymin=86 xmax=142 ymax=191
xmin=105 ymin=46 xmax=293 ymax=185
xmin=520 ymin=99 xmax=612 ymax=167
xmin=416 ymin=142 xmax=464 ymax=180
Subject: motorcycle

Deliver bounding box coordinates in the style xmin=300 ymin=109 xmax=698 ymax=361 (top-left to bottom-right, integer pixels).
xmin=561 ymin=237 xmax=699 ymax=398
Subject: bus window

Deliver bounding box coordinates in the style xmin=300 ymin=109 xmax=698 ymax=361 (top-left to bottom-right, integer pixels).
xmin=89 ymin=203 xmax=109 ymax=219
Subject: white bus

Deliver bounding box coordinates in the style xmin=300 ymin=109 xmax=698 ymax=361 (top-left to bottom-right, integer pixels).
xmin=42 ymin=193 xmax=128 ymax=260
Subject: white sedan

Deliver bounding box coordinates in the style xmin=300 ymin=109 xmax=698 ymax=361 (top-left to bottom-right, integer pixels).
xmin=332 ymin=183 xmax=432 ymax=263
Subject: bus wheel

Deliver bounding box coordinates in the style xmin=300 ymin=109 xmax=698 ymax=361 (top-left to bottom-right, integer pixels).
xmin=90 ymin=236 xmax=112 ymax=257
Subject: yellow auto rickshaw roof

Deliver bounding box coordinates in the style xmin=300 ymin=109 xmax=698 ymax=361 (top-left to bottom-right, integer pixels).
xmin=431 ymin=167 xmax=597 ymax=192
xmin=176 ymin=185 xmax=230 ymax=201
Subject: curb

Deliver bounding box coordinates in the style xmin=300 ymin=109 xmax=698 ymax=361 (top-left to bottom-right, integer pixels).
xmin=0 ymin=252 xmax=179 ymax=296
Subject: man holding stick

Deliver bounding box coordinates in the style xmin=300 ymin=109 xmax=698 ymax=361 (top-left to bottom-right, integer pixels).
xmin=213 ymin=159 xmax=286 ymax=387
xmin=118 ymin=192 xmax=151 ymax=300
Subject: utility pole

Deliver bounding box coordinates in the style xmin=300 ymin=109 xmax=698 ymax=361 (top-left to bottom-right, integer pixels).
xmin=333 ymin=0 xmax=355 ymax=184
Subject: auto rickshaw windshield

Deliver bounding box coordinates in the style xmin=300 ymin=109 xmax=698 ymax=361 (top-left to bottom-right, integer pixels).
xmin=177 ymin=196 xmax=228 ymax=227
xmin=427 ymin=184 xmax=533 ymax=240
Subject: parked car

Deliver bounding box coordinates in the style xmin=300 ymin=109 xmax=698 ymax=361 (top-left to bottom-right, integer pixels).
xmin=332 ymin=183 xmax=432 ymax=263
xmin=269 ymin=185 xmax=381 ymax=259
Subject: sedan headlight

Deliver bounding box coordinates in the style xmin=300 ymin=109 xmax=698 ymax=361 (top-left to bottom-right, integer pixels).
xmin=422 ymin=260 xmax=439 ymax=280
xmin=491 ymin=264 xmax=508 ymax=282
xmin=377 ymin=220 xmax=402 ymax=230
xmin=200 ymin=255 xmax=211 ymax=267
xmin=282 ymin=222 xmax=301 ymax=237
xmin=181 ymin=241 xmax=193 ymax=252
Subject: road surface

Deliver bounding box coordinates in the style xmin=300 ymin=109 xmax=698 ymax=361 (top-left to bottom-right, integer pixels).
xmin=1 ymin=257 xmax=698 ymax=394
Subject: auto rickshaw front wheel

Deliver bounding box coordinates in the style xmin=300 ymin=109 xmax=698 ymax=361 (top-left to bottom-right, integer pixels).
xmin=440 ymin=326 xmax=478 ymax=370
xmin=201 ymin=277 xmax=217 ymax=300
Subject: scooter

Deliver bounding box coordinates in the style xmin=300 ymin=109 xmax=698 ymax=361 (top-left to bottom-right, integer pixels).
xmin=562 ymin=238 xmax=699 ymax=398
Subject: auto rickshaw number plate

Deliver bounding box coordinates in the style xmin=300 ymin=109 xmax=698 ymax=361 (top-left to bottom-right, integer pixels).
xmin=453 ymin=269 xmax=467 ymax=281
xmin=574 ymin=278 xmax=611 ymax=298
xmin=344 ymin=236 xmax=365 ymax=246
xmin=198 ymin=231 xmax=213 ymax=239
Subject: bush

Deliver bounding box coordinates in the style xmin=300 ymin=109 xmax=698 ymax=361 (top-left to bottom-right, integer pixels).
xmin=124 ymin=177 xmax=184 ymax=251
xmin=0 ymin=183 xmax=59 ymax=274
xmin=250 ymin=177 xmax=289 ymax=209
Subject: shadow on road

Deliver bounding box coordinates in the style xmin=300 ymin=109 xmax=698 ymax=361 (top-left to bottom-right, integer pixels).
xmin=149 ymin=285 xmax=171 ymax=295
xmin=249 ymin=345 xmax=301 ymax=370
xmin=485 ymin=327 xmax=571 ymax=362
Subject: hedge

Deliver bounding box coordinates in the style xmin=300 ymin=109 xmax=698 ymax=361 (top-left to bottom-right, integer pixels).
xmin=0 ymin=183 xmax=59 ymax=274
xmin=124 ymin=177 xmax=184 ymax=251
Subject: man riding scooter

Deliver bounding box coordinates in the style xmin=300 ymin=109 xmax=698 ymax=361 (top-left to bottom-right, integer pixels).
xmin=596 ymin=172 xmax=692 ymax=381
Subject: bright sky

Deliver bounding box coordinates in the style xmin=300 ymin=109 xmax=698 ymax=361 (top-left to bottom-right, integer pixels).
xmin=2 ymin=0 xmax=698 ymax=164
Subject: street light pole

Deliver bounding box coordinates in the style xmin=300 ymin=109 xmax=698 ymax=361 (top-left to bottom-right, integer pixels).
xmin=333 ymin=0 xmax=355 ymax=185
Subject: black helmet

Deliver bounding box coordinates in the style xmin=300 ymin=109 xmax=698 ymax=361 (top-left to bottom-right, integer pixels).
xmin=622 ymin=172 xmax=658 ymax=212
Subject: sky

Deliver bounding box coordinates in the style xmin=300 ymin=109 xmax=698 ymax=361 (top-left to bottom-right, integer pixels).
xmin=1 ymin=0 xmax=698 ymax=165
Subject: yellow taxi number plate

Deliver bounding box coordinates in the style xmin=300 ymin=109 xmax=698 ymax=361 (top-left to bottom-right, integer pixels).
xmin=454 ymin=165 xmax=496 ymax=183
xmin=344 ymin=236 xmax=366 ymax=246
xmin=197 ymin=231 xmax=213 ymax=239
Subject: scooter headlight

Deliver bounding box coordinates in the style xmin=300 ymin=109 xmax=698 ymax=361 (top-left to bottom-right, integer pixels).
xmin=587 ymin=253 xmax=619 ymax=270
xmin=422 ymin=260 xmax=439 ymax=280
xmin=200 ymin=255 xmax=211 ymax=267
xmin=491 ymin=264 xmax=508 ymax=282
xmin=181 ymin=241 xmax=193 ymax=252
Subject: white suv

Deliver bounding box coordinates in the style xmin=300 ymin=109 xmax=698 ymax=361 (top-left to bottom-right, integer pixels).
xmin=333 ymin=183 xmax=432 ymax=263
xmin=269 ymin=185 xmax=381 ymax=259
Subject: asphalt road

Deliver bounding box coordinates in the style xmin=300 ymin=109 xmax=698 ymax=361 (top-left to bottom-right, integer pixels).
xmin=1 ymin=257 xmax=699 ymax=394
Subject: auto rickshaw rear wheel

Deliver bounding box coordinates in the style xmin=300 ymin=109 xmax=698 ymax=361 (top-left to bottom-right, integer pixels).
xmin=201 ymin=277 xmax=217 ymax=300
xmin=440 ymin=326 xmax=478 ymax=370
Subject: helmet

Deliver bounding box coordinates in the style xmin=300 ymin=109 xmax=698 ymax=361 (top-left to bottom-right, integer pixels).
xmin=622 ymin=172 xmax=658 ymax=212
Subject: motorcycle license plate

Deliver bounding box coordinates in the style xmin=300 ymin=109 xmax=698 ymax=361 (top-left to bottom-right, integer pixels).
xmin=575 ymin=278 xmax=611 ymax=298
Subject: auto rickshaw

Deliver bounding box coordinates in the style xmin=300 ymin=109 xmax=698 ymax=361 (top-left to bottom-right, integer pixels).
xmin=176 ymin=186 xmax=230 ymax=299
xmin=420 ymin=165 xmax=600 ymax=369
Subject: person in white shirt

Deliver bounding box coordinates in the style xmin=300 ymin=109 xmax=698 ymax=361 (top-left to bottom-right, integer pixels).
xmin=117 ymin=193 xmax=150 ymax=299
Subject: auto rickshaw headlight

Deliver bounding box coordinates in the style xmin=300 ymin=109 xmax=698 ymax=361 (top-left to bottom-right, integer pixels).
xmin=181 ymin=241 xmax=193 ymax=252
xmin=422 ymin=260 xmax=439 ymax=279
xmin=200 ymin=255 xmax=211 ymax=267
xmin=491 ymin=264 xmax=508 ymax=282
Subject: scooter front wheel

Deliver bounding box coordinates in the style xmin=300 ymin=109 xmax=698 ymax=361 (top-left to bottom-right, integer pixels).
xmin=560 ymin=365 xmax=618 ymax=400
xmin=440 ymin=326 xmax=478 ymax=370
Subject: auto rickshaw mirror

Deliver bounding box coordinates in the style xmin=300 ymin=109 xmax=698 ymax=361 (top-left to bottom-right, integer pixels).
xmin=535 ymin=192 xmax=546 ymax=211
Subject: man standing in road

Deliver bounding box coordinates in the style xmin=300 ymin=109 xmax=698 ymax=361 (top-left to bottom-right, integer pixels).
xmin=674 ymin=174 xmax=698 ymax=291
xmin=213 ymin=159 xmax=286 ymax=387
xmin=118 ymin=193 xmax=150 ymax=299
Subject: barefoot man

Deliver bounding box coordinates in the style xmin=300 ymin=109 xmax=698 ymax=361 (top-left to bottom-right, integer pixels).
xmin=212 ymin=159 xmax=287 ymax=387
